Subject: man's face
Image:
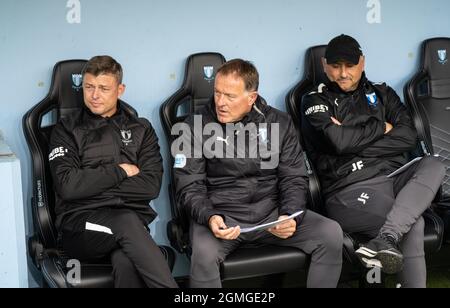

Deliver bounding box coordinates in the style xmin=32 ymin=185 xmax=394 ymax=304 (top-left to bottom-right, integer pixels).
xmin=214 ymin=72 xmax=258 ymax=124
xmin=82 ymin=73 xmax=125 ymax=118
xmin=323 ymin=56 xmax=365 ymax=92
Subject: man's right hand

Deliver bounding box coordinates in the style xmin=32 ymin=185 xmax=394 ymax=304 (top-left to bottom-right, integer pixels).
xmin=385 ymin=122 xmax=394 ymax=134
xmin=208 ymin=215 xmax=240 ymax=240
xmin=119 ymin=163 xmax=140 ymax=177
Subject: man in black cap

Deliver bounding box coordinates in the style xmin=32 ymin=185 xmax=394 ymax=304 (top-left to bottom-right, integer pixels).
xmin=301 ymin=34 xmax=446 ymax=287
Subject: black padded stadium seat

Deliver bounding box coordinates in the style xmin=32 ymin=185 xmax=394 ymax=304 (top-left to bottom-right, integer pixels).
xmin=286 ymin=46 xmax=329 ymax=214
xmin=23 ymin=60 xmax=175 ymax=288
xmin=160 ymin=53 xmax=308 ymax=283
xmin=404 ymin=37 xmax=450 ymax=242
xmin=286 ymin=45 xmax=444 ymax=268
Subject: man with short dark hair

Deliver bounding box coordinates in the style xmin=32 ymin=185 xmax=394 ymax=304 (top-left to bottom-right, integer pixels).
xmin=49 ymin=55 xmax=177 ymax=288
xmin=174 ymin=59 xmax=343 ymax=288
xmin=302 ymin=35 xmax=446 ymax=287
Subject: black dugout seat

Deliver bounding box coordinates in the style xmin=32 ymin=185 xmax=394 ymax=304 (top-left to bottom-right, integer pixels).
xmin=286 ymin=45 xmax=444 ymax=266
xmin=404 ymin=37 xmax=450 ymax=242
xmin=23 ymin=60 xmax=175 ymax=288
xmin=160 ymin=53 xmax=308 ymax=283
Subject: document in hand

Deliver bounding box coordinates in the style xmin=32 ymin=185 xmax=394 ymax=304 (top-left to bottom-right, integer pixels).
xmin=386 ymin=157 xmax=423 ymax=178
xmin=240 ymin=211 xmax=304 ymax=234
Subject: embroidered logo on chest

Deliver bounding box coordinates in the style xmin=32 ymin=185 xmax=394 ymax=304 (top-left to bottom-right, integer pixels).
xmin=366 ymin=92 xmax=378 ymax=108
xmin=121 ymin=130 xmax=133 ymax=146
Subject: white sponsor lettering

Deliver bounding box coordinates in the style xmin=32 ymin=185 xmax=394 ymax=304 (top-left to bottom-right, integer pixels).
xmin=352 ymin=161 xmax=364 ymax=172
xmin=49 ymin=147 xmax=68 ymax=161
xmin=358 ymin=193 xmax=370 ymax=205
xmin=305 ymin=104 xmax=329 ymax=116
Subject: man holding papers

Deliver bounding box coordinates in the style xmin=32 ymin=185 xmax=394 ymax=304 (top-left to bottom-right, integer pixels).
xmin=174 ymin=59 xmax=343 ymax=288
xmin=301 ymin=34 xmax=446 ymax=287
xmin=240 ymin=211 xmax=304 ymax=234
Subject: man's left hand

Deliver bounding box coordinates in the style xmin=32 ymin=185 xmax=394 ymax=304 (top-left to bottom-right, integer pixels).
xmin=268 ymin=216 xmax=297 ymax=239
xmin=385 ymin=122 xmax=394 ymax=134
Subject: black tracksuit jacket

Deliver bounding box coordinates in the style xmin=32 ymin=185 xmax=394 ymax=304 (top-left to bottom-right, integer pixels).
xmin=49 ymin=104 xmax=163 ymax=229
xmin=174 ymin=97 xmax=309 ymax=227
xmin=301 ymin=74 xmax=418 ymax=197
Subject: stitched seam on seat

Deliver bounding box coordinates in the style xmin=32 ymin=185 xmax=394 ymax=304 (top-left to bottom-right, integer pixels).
xmin=422 ymin=214 xmax=442 ymax=253
xmin=309 ymin=260 xmax=342 ymax=266
xmin=190 ymin=275 xmax=221 ymax=283
xmin=54 ymin=258 xmax=69 ymax=288
xmin=424 ymin=211 xmax=441 ymax=236
xmin=424 ymin=211 xmax=443 ymax=248
xmin=41 ymin=262 xmax=58 ymax=288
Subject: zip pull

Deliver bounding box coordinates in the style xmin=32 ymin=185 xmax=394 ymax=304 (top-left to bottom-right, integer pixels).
xmin=420 ymin=140 xmax=431 ymax=156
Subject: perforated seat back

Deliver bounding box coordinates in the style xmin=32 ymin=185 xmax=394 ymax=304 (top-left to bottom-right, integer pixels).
xmin=405 ymin=38 xmax=450 ymax=197
xmin=285 ymin=46 xmax=328 ymax=213
xmin=160 ymin=53 xmax=225 ymax=251
xmin=161 ymin=53 xmax=226 ymax=142
xmin=286 ymin=45 xmax=327 ymax=135
xmin=424 ymin=39 xmax=450 ymax=99
xmin=306 ymin=46 xmax=329 ymax=88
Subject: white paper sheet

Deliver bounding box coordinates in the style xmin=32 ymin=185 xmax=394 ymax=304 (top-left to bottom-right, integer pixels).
xmin=386 ymin=157 xmax=424 ymax=178
xmin=240 ymin=211 xmax=304 ymax=234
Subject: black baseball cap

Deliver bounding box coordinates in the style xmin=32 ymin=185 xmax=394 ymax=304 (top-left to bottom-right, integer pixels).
xmin=325 ymin=34 xmax=363 ymax=65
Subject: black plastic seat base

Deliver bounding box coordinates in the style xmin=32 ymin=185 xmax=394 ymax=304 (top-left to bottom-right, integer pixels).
xmin=221 ymin=246 xmax=308 ymax=281
xmin=40 ymin=246 xmax=175 ymax=288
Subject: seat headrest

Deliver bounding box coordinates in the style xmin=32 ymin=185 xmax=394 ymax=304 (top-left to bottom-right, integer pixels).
xmin=183 ymin=53 xmax=226 ymax=111
xmin=306 ymin=45 xmax=328 ymax=86
xmin=49 ymin=60 xmax=87 ymax=114
xmin=422 ymin=38 xmax=450 ymax=98
xmin=423 ymin=38 xmax=450 ymax=79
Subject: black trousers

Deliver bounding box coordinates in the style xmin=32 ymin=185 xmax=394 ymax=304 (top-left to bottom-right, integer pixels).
xmin=326 ymin=156 xmax=446 ymax=287
xmin=60 ymin=208 xmax=178 ymax=288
